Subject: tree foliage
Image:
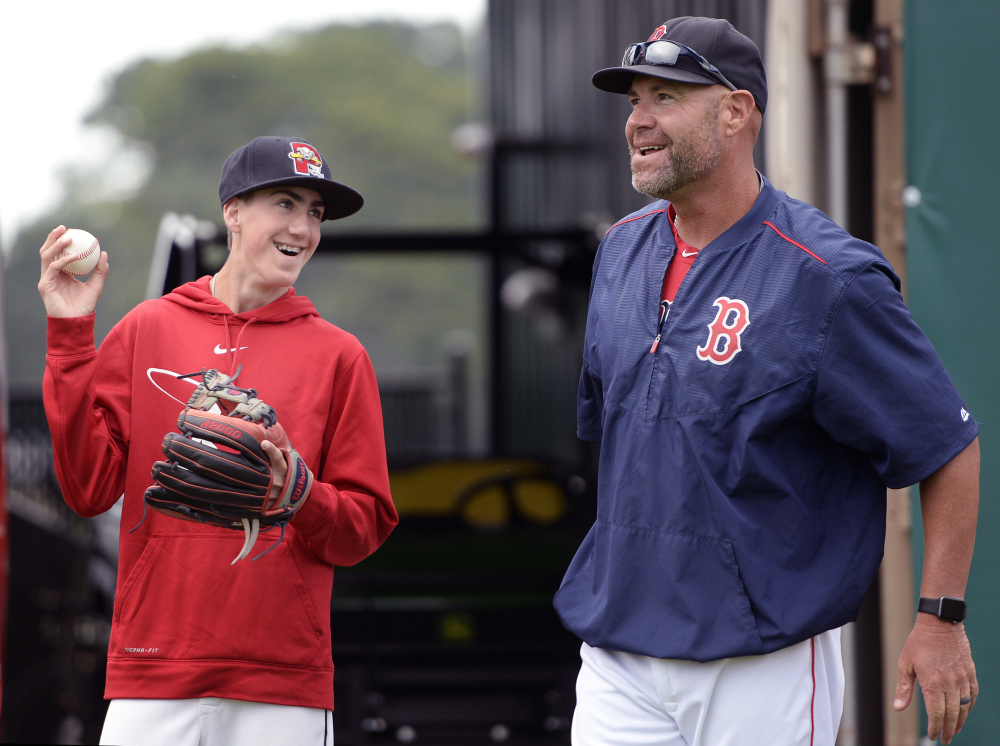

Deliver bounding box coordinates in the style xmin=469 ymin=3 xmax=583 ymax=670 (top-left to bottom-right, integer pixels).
xmin=6 ymin=21 xmax=486 ymax=388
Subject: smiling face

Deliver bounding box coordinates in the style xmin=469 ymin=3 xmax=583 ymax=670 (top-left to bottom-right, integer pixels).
xmin=625 ymin=74 xmax=726 ymax=200
xmin=223 ymin=185 xmax=325 ymax=293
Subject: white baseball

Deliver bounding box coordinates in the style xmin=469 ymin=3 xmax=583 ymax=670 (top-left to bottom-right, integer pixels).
xmin=60 ymin=228 xmax=101 ymax=276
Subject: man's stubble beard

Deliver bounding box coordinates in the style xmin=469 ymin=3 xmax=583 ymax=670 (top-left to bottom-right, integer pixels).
xmin=631 ymin=99 xmax=723 ymax=200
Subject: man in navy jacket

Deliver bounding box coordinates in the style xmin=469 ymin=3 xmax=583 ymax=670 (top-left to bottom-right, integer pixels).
xmin=555 ymin=16 xmax=979 ymax=746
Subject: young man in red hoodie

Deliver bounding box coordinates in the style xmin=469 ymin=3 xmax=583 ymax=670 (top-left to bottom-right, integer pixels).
xmin=38 ymin=135 xmax=398 ymax=745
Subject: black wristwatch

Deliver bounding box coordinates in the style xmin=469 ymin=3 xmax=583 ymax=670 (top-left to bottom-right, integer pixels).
xmin=918 ymin=596 xmax=967 ymax=623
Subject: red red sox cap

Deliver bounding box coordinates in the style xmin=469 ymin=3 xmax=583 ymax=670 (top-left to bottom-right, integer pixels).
xmin=593 ymin=17 xmax=768 ymax=114
xmin=219 ymin=135 xmax=364 ymax=221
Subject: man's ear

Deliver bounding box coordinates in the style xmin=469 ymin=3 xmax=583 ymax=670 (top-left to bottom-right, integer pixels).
xmin=222 ymin=197 xmax=241 ymax=234
xmin=724 ymin=89 xmax=757 ymax=137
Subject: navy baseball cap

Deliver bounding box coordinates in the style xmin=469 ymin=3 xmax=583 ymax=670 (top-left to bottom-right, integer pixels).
xmin=593 ymin=17 xmax=767 ymax=113
xmin=219 ymin=135 xmax=364 ymax=221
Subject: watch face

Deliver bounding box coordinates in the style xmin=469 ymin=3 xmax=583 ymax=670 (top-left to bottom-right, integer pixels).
xmin=939 ymin=597 xmax=967 ymax=622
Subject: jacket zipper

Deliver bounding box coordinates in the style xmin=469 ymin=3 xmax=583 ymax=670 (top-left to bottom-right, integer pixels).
xmin=650 ymin=300 xmax=670 ymax=354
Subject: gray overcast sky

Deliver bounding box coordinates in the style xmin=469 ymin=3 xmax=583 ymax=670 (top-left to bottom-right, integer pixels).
xmin=0 ymin=0 xmax=485 ymax=249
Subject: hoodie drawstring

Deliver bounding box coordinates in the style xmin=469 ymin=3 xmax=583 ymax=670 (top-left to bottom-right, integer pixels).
xmin=221 ymin=315 xmax=234 ymax=374
xmin=219 ymin=314 xmax=260 ymax=376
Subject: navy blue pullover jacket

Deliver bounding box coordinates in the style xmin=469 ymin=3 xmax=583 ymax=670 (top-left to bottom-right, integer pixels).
xmin=554 ymin=177 xmax=978 ymax=661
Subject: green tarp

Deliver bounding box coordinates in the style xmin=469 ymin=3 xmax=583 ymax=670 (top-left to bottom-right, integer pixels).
xmin=905 ymin=0 xmax=999 ymax=740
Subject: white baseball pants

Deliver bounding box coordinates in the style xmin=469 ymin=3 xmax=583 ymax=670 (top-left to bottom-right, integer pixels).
xmin=571 ymin=628 xmax=844 ymax=746
xmin=99 ymin=697 xmax=333 ymax=746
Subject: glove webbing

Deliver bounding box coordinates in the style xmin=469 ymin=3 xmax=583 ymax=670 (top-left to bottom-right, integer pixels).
xmin=179 ymin=367 xmax=277 ymax=427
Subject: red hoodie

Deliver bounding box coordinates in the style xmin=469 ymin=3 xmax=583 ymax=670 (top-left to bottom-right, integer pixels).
xmin=43 ymin=276 xmax=397 ymax=710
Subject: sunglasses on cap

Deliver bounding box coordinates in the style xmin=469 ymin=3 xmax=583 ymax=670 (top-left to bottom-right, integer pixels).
xmin=621 ymin=40 xmax=737 ymax=92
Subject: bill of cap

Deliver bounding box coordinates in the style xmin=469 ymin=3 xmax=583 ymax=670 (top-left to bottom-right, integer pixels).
xmin=237 ymin=175 xmax=364 ymax=221
xmin=592 ymin=64 xmax=718 ymax=94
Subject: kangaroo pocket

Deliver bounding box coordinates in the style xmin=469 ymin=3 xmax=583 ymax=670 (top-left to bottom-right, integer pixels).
xmin=111 ymin=533 xmax=326 ymax=666
xmin=554 ymin=520 xmax=764 ymax=661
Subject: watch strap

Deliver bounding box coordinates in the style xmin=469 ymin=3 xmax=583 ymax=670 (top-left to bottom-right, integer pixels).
xmin=918 ymin=596 xmax=967 ymax=623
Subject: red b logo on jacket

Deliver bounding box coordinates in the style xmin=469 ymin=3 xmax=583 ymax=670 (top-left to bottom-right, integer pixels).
xmin=697 ymin=297 xmax=750 ymax=365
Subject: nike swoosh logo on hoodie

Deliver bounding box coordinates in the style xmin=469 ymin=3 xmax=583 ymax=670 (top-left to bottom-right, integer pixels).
xmin=214 ymin=344 xmax=248 ymax=354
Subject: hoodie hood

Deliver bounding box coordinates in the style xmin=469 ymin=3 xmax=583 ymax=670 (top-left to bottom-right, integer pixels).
xmin=162 ymin=276 xmax=322 ymax=375
xmin=163 ymin=275 xmax=321 ymax=323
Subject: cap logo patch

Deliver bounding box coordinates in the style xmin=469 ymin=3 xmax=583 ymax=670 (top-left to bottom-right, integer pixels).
xmin=288 ymin=142 xmax=324 ymax=178
xmin=648 ymin=25 xmax=667 ymax=41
